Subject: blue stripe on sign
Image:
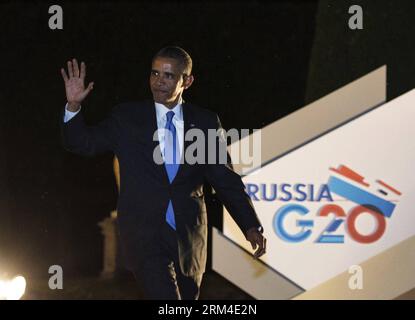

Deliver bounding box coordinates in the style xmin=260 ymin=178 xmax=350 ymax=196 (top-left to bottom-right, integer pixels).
xmin=328 ymin=176 xmax=395 ymax=218
xmin=316 ymin=235 xmax=344 ymax=243
xmin=326 ymin=219 xmax=343 ymax=232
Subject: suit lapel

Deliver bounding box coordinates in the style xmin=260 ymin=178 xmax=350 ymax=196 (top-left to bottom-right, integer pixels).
xmin=140 ymin=100 xmax=170 ymax=185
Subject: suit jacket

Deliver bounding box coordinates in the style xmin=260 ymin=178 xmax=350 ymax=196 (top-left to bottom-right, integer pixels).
xmin=61 ymin=100 xmax=261 ymax=276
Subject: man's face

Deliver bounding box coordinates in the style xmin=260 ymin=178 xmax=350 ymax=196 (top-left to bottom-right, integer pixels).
xmin=150 ymin=57 xmax=193 ymax=108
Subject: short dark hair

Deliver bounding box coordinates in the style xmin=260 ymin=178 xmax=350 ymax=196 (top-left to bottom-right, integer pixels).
xmin=152 ymin=46 xmax=193 ymax=76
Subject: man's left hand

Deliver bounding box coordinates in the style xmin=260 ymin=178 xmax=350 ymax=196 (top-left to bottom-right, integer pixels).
xmin=245 ymin=227 xmax=266 ymax=259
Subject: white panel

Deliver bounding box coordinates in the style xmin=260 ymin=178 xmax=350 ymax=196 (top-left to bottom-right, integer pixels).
xmin=211 ymin=228 xmax=303 ymax=300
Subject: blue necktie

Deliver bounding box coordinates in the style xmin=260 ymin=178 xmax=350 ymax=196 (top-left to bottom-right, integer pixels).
xmin=164 ymin=111 xmax=180 ymax=230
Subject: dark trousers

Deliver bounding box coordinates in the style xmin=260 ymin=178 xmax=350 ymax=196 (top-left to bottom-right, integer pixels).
xmin=133 ymin=221 xmax=203 ymax=300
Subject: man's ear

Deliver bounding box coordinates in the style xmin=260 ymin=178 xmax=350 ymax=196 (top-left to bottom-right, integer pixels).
xmin=183 ymin=75 xmax=194 ymax=90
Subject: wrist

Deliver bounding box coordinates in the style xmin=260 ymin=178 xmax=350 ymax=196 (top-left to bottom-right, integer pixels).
xmin=67 ymin=102 xmax=81 ymax=112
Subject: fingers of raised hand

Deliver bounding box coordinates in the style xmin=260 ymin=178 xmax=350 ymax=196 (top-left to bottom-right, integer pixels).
xmin=72 ymin=58 xmax=80 ymax=77
xmin=65 ymin=59 xmax=83 ymax=79
xmin=80 ymin=62 xmax=86 ymax=79
xmin=61 ymin=68 xmax=68 ymax=82
xmin=86 ymin=82 xmax=94 ymax=92
xmin=67 ymin=60 xmax=74 ymax=78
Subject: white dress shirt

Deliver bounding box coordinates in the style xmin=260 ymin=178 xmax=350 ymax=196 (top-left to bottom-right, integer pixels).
xmin=154 ymin=100 xmax=184 ymax=161
xmin=63 ymin=100 xmax=184 ymax=161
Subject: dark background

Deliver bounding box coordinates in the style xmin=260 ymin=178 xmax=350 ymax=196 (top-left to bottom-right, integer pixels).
xmin=1 ymin=0 xmax=414 ymax=284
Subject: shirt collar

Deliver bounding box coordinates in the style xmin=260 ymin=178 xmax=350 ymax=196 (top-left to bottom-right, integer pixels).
xmin=155 ymin=98 xmax=183 ymax=121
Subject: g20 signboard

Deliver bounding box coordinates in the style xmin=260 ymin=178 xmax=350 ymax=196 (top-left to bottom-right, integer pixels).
xmin=223 ymin=89 xmax=415 ymax=290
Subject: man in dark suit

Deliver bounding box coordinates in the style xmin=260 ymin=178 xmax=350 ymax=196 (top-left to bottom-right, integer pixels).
xmin=60 ymin=46 xmax=266 ymax=300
